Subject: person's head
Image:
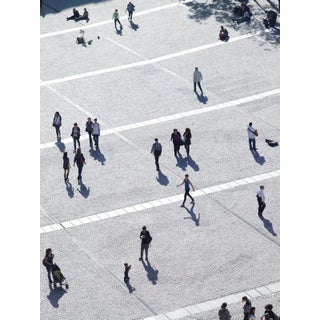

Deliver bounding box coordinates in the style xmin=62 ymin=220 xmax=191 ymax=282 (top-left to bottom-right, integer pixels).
xmin=260 ymin=185 xmax=265 ymax=190
xmin=221 ymin=303 xmax=227 ymax=309
xmin=76 ymin=148 xmax=81 ymax=154
xmin=185 ymin=174 xmax=189 ymax=178
xmin=142 ymin=226 xmax=147 ymax=231
xmin=154 ymin=138 xmax=158 ymax=142
xmin=84 ymin=8 xmax=87 ymax=11
xmin=55 ymin=111 xmax=60 ymax=116
xmin=249 ymin=122 xmax=252 ymax=127
xmin=195 ymin=67 xmax=198 ymax=70
xmin=242 ymin=296 xmax=248 ymax=302
xmin=265 ymin=304 xmax=273 ymax=311
xmin=124 ymin=263 xmax=128 ymax=267
xmin=185 ymin=128 xmax=191 ymax=134
xmin=115 ymin=9 xmax=118 ymax=12
xmin=63 ymin=152 xmax=68 ymax=158
xmin=74 ymin=122 xmax=78 ymax=127
xmin=87 ymin=117 xmax=91 ymax=121
xmin=45 ymin=248 xmax=52 ymax=256
xmin=250 ymin=307 xmax=255 ymax=315
xmin=94 ymin=118 xmax=97 ymax=123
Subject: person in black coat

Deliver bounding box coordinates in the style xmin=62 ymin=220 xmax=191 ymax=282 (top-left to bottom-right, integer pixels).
xmin=183 ymin=128 xmax=192 ymax=157
xmin=139 ymin=226 xmax=152 ymax=261
xmin=71 ymin=123 xmax=81 ymax=152
xmin=73 ymin=148 xmax=86 ymax=183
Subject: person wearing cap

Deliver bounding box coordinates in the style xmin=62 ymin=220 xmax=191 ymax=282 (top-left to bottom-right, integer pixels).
xmin=257 ymin=186 xmax=266 ymax=217
xmin=151 ymin=138 xmax=162 ymax=171
xmin=193 ymin=67 xmax=203 ymax=95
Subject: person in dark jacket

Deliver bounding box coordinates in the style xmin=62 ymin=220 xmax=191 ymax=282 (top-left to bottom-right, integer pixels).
xmin=183 ymin=128 xmax=192 ymax=157
xmin=124 ymin=263 xmax=131 ymax=282
xmin=171 ymin=129 xmax=182 ymax=157
xmin=85 ymin=117 xmax=93 ymax=148
xmin=63 ymin=152 xmax=71 ymax=183
xmin=52 ymin=111 xmax=62 ymax=140
xmin=264 ymin=304 xmax=279 ymax=320
xmin=71 ymin=123 xmax=81 ymax=152
xmin=151 ymin=138 xmax=162 ymax=171
xmin=43 ymin=248 xmax=54 ymax=284
xmin=218 ymin=302 xmax=231 ymax=320
xmin=242 ymin=296 xmax=252 ymax=320
xmin=73 ymin=148 xmax=86 ymax=184
xmin=126 ymin=2 xmax=135 ymax=21
xmin=139 ymin=226 xmax=152 ymax=261
xmin=219 ymin=26 xmax=229 ymax=41
xmin=67 ymin=8 xmax=80 ymax=21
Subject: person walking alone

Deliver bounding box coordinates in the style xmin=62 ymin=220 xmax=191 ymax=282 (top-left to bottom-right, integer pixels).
xmin=139 ymin=226 xmax=152 ymax=261
xmin=177 ymin=174 xmax=195 ymax=207
xmin=183 ymin=128 xmax=192 ymax=157
xmin=218 ymin=302 xmax=231 ymax=320
xmin=126 ymin=2 xmax=135 ymax=21
xmin=171 ymin=129 xmax=182 ymax=157
xmin=73 ymin=148 xmax=86 ymax=184
xmin=151 ymin=138 xmax=162 ymax=171
xmin=52 ymin=111 xmax=62 ymax=140
xmin=63 ymin=152 xmax=71 ymax=183
xmin=242 ymin=296 xmax=252 ymax=320
xmin=193 ymin=67 xmax=203 ymax=95
xmin=247 ymin=122 xmax=258 ymax=151
xmin=112 ymin=9 xmax=122 ymax=29
xmin=71 ymin=123 xmax=81 ymax=153
xmin=92 ymin=118 xmax=100 ymax=150
xmin=124 ymin=263 xmax=131 ymax=282
xmin=257 ymin=185 xmax=266 ymax=217
xmin=43 ymin=248 xmax=54 ymax=284
xmin=85 ymin=117 xmax=93 ymax=148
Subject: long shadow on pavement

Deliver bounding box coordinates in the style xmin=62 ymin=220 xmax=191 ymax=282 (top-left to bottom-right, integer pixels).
xmin=183 ymin=203 xmax=200 ymax=226
xmin=89 ymin=148 xmax=106 ymax=165
xmin=124 ymin=280 xmax=136 ymax=293
xmin=251 ymin=150 xmax=265 ymax=165
xmin=129 ymin=20 xmax=139 ymax=31
xmin=65 ymin=181 xmax=75 ymax=198
xmin=259 ymin=214 xmax=277 ymax=236
xmin=77 ymin=183 xmax=90 ymax=198
xmin=187 ymin=156 xmax=200 ymax=171
xmin=156 ymin=170 xmax=169 ymax=186
xmin=141 ymin=260 xmax=159 ymax=285
xmin=47 ymin=284 xmax=67 ymax=308
xmin=176 ymin=154 xmax=188 ymax=171
xmin=195 ymin=92 xmax=208 ymax=104
xmin=55 ymin=140 xmax=66 ymax=152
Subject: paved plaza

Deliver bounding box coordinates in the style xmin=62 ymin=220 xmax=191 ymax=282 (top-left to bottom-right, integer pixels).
xmin=40 ymin=0 xmax=280 ymax=319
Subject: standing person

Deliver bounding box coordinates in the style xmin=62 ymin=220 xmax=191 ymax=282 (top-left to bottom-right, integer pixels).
xmin=73 ymin=148 xmax=86 ymax=184
xmin=126 ymin=2 xmax=135 ymax=21
xmin=193 ymin=67 xmax=203 ymax=95
xmin=63 ymin=152 xmax=71 ymax=183
xmin=52 ymin=111 xmax=62 ymax=140
xmin=112 ymin=9 xmax=122 ymax=29
xmin=92 ymin=118 xmax=100 ymax=149
xmin=171 ymin=129 xmax=182 ymax=157
xmin=218 ymin=302 xmax=231 ymax=320
xmin=71 ymin=123 xmax=81 ymax=153
xmin=151 ymin=138 xmax=162 ymax=171
xmin=85 ymin=117 xmax=93 ymax=148
xmin=242 ymin=296 xmax=252 ymax=320
xmin=139 ymin=226 xmax=152 ymax=261
xmin=124 ymin=263 xmax=131 ymax=282
xmin=219 ymin=26 xmax=229 ymax=41
xmin=177 ymin=174 xmax=195 ymax=207
xmin=183 ymin=128 xmax=192 ymax=157
xmin=43 ymin=248 xmax=54 ymax=284
xmin=264 ymin=304 xmax=279 ymax=320
xmin=249 ymin=307 xmax=256 ymax=320
xmin=247 ymin=122 xmax=258 ymax=151
xmin=257 ymin=185 xmax=266 ymax=217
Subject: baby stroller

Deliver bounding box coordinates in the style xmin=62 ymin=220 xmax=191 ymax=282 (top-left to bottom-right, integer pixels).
xmin=52 ymin=263 xmax=69 ymax=289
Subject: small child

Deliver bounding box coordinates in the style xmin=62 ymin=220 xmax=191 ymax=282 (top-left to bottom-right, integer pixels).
xmin=124 ymin=263 xmax=131 ymax=282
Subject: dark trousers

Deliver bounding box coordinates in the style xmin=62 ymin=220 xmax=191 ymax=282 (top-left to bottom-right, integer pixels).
xmin=73 ymin=136 xmax=80 ymax=151
xmin=173 ymin=142 xmax=180 ymax=156
xmin=54 ymin=125 xmax=61 ymax=138
xmin=114 ymin=19 xmax=122 ymax=28
xmin=128 ymin=11 xmax=133 ymax=20
xmin=140 ymin=243 xmax=149 ymax=260
xmin=77 ymin=164 xmax=83 ymax=180
xmin=185 ymin=143 xmax=190 ymax=156
xmin=194 ymin=82 xmax=203 ymax=94
xmin=88 ymin=132 xmax=93 ymax=147
xmin=257 ymin=197 xmax=266 ymax=215
xmin=249 ymin=138 xmax=256 ymax=150
xmin=93 ymin=134 xmax=99 ymax=148
xmin=183 ymin=189 xmax=194 ymax=205
xmin=46 ymin=267 xmax=52 ymax=283
xmin=124 ymin=271 xmax=129 ymax=280
xmin=243 ymin=313 xmax=250 ymax=320
xmin=154 ymin=151 xmax=161 ymax=170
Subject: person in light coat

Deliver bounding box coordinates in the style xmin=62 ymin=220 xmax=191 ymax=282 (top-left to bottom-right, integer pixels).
xmin=193 ymin=67 xmax=203 ymax=95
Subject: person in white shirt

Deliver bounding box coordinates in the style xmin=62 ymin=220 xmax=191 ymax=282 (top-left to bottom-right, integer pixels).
xmin=247 ymin=122 xmax=258 ymax=151
xmin=92 ymin=118 xmax=100 ymax=149
xmin=257 ymin=186 xmax=266 ymax=216
xmin=151 ymin=138 xmax=162 ymax=171
xmin=193 ymin=67 xmax=203 ymax=95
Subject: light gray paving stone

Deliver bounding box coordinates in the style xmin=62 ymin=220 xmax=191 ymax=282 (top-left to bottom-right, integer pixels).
xmin=265 ymin=282 xmax=280 ymax=293
xmin=245 ymin=289 xmax=262 ymax=299
xmin=165 ymin=308 xmax=191 ymax=319
xmin=255 ymin=286 xmax=273 ymax=295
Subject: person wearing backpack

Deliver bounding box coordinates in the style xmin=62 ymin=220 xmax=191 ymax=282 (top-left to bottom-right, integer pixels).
xmin=42 ymin=248 xmax=54 ymax=284
xmin=139 ymin=226 xmax=152 ymax=261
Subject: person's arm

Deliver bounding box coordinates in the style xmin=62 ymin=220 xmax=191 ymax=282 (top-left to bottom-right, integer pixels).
xmin=177 ymin=179 xmax=184 ymax=187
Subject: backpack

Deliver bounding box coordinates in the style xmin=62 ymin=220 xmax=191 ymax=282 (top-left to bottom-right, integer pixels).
xmin=147 ymin=235 xmax=153 ymax=244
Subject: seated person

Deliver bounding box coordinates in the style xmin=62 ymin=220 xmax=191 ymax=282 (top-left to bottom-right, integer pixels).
xmin=233 ymin=7 xmax=252 ymax=24
xmin=263 ymin=10 xmax=277 ymax=28
xmin=76 ymin=8 xmax=89 ymax=22
xmin=67 ymin=8 xmax=80 ymax=21
xmin=219 ymin=26 xmax=229 ymax=41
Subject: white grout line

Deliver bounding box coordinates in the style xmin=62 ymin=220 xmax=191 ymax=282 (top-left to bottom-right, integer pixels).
xmin=40 ymin=88 xmax=280 ymax=150
xmin=40 ymin=169 xmax=280 ymax=234
xmin=142 ymin=281 xmax=280 ymax=320
xmin=40 ymin=2 xmax=186 ymax=39
xmin=40 ymin=32 xmax=258 ymax=86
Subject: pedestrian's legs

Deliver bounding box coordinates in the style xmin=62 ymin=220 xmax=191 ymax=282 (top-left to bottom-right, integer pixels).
xmin=154 ymin=152 xmax=160 ymax=170
xmin=182 ymin=191 xmax=187 ymax=205
xmin=93 ymin=134 xmax=99 ymax=148
xmin=88 ymin=132 xmax=93 ymax=147
xmin=193 ymin=82 xmax=196 ymax=92
xmin=197 ymin=82 xmax=203 ymax=94
xmin=140 ymin=243 xmax=148 ymax=260
xmin=252 ymin=138 xmax=256 ymax=150
xmin=55 ymin=125 xmax=60 ymax=138
xmin=249 ymin=138 xmax=253 ymax=150
xmin=145 ymin=244 xmax=149 ymax=260
xmin=185 ymin=144 xmax=190 ymax=156
xmin=46 ymin=267 xmax=53 ymax=283
xmin=186 ymin=189 xmax=194 ymax=203
xmin=73 ymin=137 xmax=76 ymax=151
xmin=76 ymin=137 xmax=81 ymax=149
xmin=77 ymin=165 xmax=83 ymax=180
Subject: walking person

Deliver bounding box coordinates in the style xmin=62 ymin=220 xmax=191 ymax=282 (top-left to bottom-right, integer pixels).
xmin=257 ymin=185 xmax=266 ymax=217
xmin=249 ymin=307 xmax=256 ymax=320
xmin=183 ymin=128 xmax=192 ymax=157
xmin=73 ymin=148 xmax=86 ymax=184
xmin=264 ymin=304 xmax=279 ymax=320
xmin=42 ymin=248 xmax=54 ymax=284
xmin=151 ymin=138 xmax=162 ymax=171
xmin=52 ymin=111 xmax=62 ymax=140
xmin=247 ymin=122 xmax=258 ymax=151
xmin=218 ymin=302 xmax=231 ymax=320
xmin=112 ymin=9 xmax=122 ymax=29
xmin=63 ymin=152 xmax=71 ymax=183
xmin=124 ymin=263 xmax=131 ymax=282
xmin=126 ymin=2 xmax=135 ymax=21
xmin=193 ymin=67 xmax=203 ymax=95
xmin=92 ymin=118 xmax=100 ymax=149
xmin=242 ymin=296 xmax=252 ymax=320
xmin=177 ymin=174 xmax=195 ymax=207
xmin=171 ymin=128 xmax=182 ymax=157
xmin=139 ymin=226 xmax=152 ymax=261
xmin=71 ymin=122 xmax=81 ymax=153
xmin=85 ymin=117 xmax=93 ymax=148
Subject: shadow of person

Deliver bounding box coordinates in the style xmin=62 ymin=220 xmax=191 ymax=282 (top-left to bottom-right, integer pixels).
xmin=176 ymin=153 xmax=187 ymax=171
xmin=55 ymin=140 xmax=66 ymax=152
xmin=187 ymin=156 xmax=199 ymax=171
xmin=156 ymin=170 xmax=169 ymax=186
xmin=195 ymin=91 xmax=208 ymax=104
xmin=47 ymin=286 xmax=67 ymax=308
xmin=115 ymin=26 xmax=123 ymax=36
xmin=77 ymin=183 xmax=90 ymax=198
xmin=124 ymin=279 xmax=136 ymax=293
xmin=130 ymin=20 xmax=139 ymax=31
xmin=89 ymin=149 xmax=106 ymax=165
xmin=65 ymin=181 xmax=74 ymax=198
xmin=251 ymin=150 xmax=265 ymax=165
xmin=259 ymin=215 xmax=277 ymax=236
xmin=183 ymin=204 xmax=200 ymax=226
xmin=141 ymin=260 xmax=159 ymax=285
